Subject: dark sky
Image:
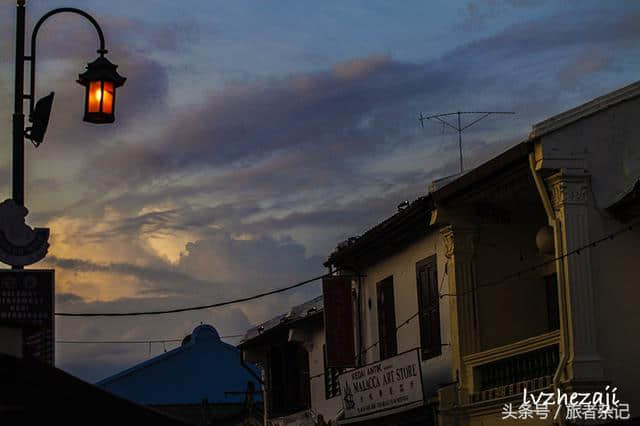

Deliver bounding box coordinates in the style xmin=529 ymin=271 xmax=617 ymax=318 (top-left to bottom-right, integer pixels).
xmin=0 ymin=0 xmax=638 ymax=382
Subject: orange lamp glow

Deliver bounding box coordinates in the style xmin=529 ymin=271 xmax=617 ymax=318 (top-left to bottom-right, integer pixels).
xmin=77 ymin=56 xmax=125 ymax=124
xmin=87 ymin=81 xmax=114 ymax=114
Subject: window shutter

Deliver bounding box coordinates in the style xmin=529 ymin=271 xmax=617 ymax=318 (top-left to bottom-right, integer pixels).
xmin=296 ymin=344 xmax=311 ymax=409
xmin=377 ymin=276 xmax=397 ymax=360
xmin=323 ymin=276 xmax=356 ymax=367
xmin=417 ymin=256 xmax=441 ymax=359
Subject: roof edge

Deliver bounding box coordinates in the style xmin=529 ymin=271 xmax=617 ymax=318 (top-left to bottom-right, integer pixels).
xmin=530 ymin=80 xmax=640 ymax=139
xmin=431 ymin=140 xmax=531 ymax=203
xmin=96 ymin=342 xmax=191 ymax=387
xmin=239 ymin=295 xmax=324 ymax=348
xmin=324 ymin=195 xmax=434 ymax=269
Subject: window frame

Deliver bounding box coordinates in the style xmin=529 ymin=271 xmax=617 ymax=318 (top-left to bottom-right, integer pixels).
xmin=416 ymin=255 xmax=442 ymax=360
xmin=376 ymin=276 xmax=397 ymax=361
xmin=323 ymin=344 xmax=342 ymax=400
xmin=267 ymin=341 xmax=311 ymax=418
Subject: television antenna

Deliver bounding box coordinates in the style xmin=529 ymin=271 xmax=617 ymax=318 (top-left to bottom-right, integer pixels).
xmin=418 ymin=111 xmax=515 ymax=173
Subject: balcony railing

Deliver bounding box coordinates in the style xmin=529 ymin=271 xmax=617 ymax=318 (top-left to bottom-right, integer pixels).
xmin=463 ymin=330 xmax=561 ymax=403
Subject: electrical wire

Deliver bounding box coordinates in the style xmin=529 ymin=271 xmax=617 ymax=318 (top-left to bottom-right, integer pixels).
xmin=55 ymin=334 xmax=244 ymax=344
xmin=309 ymin=309 xmax=424 ymax=381
xmin=352 ymin=271 xmax=448 ymax=365
xmin=50 ymin=220 xmax=637 ymax=379
xmin=56 ymin=339 xmax=182 ymax=344
xmin=307 ymin=220 xmax=638 ymax=381
xmin=55 ymin=272 xmax=333 ymax=317
xmin=54 ymin=220 xmax=637 ymax=318
xmin=439 ymin=220 xmax=638 ymax=299
xmin=309 ymin=282 xmax=454 ymax=381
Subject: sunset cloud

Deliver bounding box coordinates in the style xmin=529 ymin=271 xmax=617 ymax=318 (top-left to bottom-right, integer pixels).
xmin=0 ymin=0 xmax=638 ymax=381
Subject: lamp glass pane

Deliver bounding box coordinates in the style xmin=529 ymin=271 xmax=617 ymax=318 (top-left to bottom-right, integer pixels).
xmin=102 ymin=81 xmax=114 ymax=114
xmin=88 ymin=81 xmax=103 ymax=113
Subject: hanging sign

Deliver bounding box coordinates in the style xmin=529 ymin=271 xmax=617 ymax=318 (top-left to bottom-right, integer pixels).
xmin=0 ymin=269 xmax=55 ymax=365
xmin=338 ymin=349 xmax=424 ymax=423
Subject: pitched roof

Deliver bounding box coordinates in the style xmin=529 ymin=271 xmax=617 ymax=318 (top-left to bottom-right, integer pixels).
xmin=324 ymin=195 xmax=434 ymax=269
xmin=239 ymin=295 xmax=323 ymax=347
xmin=429 ymin=141 xmax=531 ymax=203
xmin=0 ymin=353 xmax=186 ymax=425
xmin=326 ymin=81 xmax=640 ymax=271
xmin=324 ymin=142 xmax=533 ymax=270
xmin=97 ymin=324 xmax=261 ymax=405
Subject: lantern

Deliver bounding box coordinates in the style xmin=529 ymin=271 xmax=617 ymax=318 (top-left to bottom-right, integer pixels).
xmin=77 ymin=56 xmax=126 ymax=124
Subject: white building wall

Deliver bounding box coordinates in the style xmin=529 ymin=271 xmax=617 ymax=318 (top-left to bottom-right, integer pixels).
xmin=536 ymin=90 xmax=640 ymax=412
xmin=307 ymin=326 xmax=343 ymax=422
xmin=357 ymin=230 xmax=454 ymax=398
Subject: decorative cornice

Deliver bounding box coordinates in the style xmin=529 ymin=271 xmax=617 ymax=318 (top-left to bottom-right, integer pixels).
xmin=440 ymin=226 xmax=475 ymax=259
xmin=545 ymin=172 xmax=590 ymax=210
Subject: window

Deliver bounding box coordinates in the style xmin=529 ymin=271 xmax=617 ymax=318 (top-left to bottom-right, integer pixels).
xmin=268 ymin=342 xmax=310 ymax=417
xmin=545 ymin=274 xmax=560 ymax=331
xmin=323 ymin=344 xmax=342 ymax=399
xmin=322 ymin=276 xmax=355 ymax=368
xmin=416 ymin=256 xmax=441 ymax=360
xmin=376 ymin=276 xmax=397 ymax=360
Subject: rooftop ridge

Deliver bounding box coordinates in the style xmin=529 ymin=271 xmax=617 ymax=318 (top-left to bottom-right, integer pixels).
xmin=530 ymin=80 xmax=640 ymax=139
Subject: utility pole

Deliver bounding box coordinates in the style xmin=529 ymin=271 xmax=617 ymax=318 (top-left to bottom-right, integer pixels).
xmin=418 ymin=111 xmax=515 ymax=173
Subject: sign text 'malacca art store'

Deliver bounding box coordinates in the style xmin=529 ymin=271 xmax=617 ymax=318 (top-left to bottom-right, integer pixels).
xmin=338 ymin=349 xmax=424 ymax=423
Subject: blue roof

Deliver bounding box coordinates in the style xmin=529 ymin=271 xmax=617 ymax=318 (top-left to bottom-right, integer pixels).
xmin=97 ymin=324 xmax=262 ymax=405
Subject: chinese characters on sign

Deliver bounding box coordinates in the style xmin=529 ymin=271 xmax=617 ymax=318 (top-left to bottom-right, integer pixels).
xmin=501 ymin=387 xmax=630 ymax=421
xmin=338 ymin=349 xmax=424 ymax=421
xmin=0 ymin=269 xmax=54 ymax=365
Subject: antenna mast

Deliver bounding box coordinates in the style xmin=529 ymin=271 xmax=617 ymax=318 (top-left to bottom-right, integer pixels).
xmin=418 ymin=111 xmax=515 ymax=173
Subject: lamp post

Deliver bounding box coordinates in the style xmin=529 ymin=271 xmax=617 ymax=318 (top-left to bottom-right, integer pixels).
xmin=13 ymin=0 xmax=126 ymax=203
xmin=5 ymin=0 xmax=125 ymax=269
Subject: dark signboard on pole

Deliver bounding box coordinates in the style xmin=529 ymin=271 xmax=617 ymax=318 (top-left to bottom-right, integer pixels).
xmin=323 ymin=276 xmax=355 ymax=368
xmin=0 ymin=269 xmax=54 ymax=365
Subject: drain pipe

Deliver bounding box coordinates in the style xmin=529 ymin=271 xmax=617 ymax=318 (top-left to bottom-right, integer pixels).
xmin=529 ymin=153 xmax=569 ymax=407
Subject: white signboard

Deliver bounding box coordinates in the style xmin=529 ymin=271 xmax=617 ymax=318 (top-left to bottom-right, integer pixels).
xmin=338 ymin=349 xmax=424 ymax=422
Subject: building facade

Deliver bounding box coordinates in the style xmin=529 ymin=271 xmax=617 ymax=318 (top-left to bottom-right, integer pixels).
xmin=239 ymin=296 xmax=343 ymax=425
xmin=324 ymin=81 xmax=640 ymax=425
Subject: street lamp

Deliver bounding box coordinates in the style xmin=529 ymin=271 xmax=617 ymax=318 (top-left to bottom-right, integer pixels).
xmin=5 ymin=0 xmax=125 ymax=269
xmin=77 ymin=56 xmax=126 ymax=124
xmin=13 ymin=1 xmax=126 ymax=197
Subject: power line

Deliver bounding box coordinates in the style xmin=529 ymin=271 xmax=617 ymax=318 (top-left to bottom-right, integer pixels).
xmin=308 ymin=219 xmax=638 ymax=381
xmin=353 ymin=270 xmax=448 ymax=365
xmin=55 ymin=272 xmax=333 ymax=317
xmin=56 ymin=339 xmax=181 ymax=344
xmin=54 ymin=220 xmax=636 ymax=319
xmin=309 ymin=309 xmax=435 ymax=381
xmin=309 ymin=275 xmax=450 ymax=380
xmin=439 ymin=220 xmax=638 ymax=299
xmin=55 ymin=334 xmax=244 ymax=344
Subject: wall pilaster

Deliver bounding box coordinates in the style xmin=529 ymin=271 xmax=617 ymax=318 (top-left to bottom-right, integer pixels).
xmin=441 ymin=226 xmax=480 ymax=401
xmin=546 ymin=171 xmax=604 ymax=382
